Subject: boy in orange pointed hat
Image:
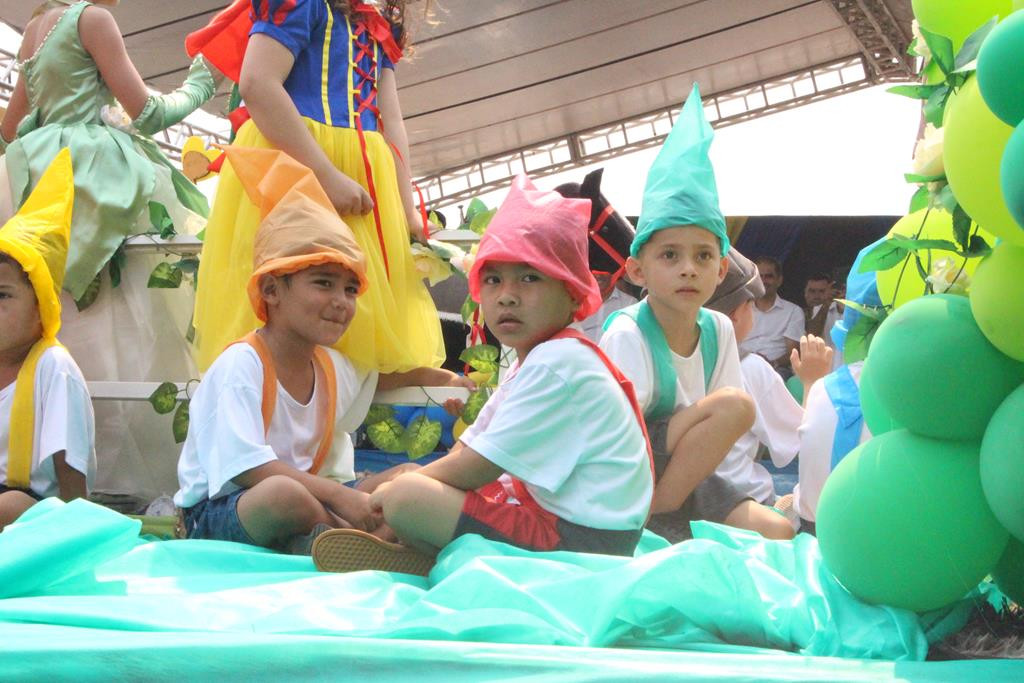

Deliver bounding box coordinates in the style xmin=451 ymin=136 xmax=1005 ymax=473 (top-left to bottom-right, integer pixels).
xmin=174 ymin=146 xmax=469 ymax=554
xmin=0 ymin=149 xmax=95 ymax=529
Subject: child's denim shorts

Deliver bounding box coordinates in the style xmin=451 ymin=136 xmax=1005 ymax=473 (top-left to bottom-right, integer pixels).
xmin=182 ymin=489 xmax=258 ymax=545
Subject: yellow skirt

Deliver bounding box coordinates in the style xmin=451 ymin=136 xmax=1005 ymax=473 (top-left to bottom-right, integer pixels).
xmin=192 ymin=118 xmax=445 ymax=373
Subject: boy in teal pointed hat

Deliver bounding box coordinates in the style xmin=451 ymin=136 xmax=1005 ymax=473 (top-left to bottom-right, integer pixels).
xmin=601 ymin=84 xmax=789 ymax=541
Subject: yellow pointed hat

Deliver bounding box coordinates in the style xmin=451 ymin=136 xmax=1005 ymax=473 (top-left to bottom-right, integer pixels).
xmin=0 ymin=148 xmax=73 ymax=339
xmin=224 ymin=146 xmax=369 ymax=322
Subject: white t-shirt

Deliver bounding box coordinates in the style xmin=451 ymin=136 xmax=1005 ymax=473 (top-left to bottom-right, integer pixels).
xmin=174 ymin=344 xmax=378 ymax=508
xmin=0 ymin=345 xmax=95 ymax=498
xmin=599 ymin=308 xmax=743 ymax=416
xmin=792 ymin=361 xmax=871 ymax=522
xmin=719 ymin=353 xmax=803 ymax=504
xmin=739 ymin=296 xmax=804 ymax=361
xmin=577 ymin=287 xmax=639 ymax=343
xmin=460 ymin=337 xmax=652 ymax=531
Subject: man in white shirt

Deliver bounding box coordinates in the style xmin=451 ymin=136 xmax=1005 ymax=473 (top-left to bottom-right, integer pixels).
xmin=739 ymin=256 xmax=804 ymax=377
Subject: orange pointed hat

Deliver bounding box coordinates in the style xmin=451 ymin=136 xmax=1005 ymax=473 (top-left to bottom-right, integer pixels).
xmin=0 ymin=147 xmax=73 ymax=339
xmin=225 ymin=146 xmax=369 ymax=322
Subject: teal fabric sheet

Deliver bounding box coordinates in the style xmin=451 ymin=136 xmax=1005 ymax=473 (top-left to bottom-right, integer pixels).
xmin=1 ymin=499 xmax=1019 ymax=681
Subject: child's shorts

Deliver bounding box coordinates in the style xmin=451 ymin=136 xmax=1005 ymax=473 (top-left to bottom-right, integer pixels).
xmin=646 ymin=416 xmax=753 ymax=543
xmin=454 ymin=478 xmax=642 ymax=557
xmin=181 ymin=489 xmax=259 ymax=546
xmin=0 ymin=485 xmax=42 ymax=501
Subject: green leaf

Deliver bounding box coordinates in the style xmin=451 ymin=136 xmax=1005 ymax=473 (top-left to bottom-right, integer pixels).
xmin=967 ymin=234 xmax=993 ymax=257
xmin=108 ymin=245 xmax=126 ymax=288
xmin=887 ymin=84 xmax=942 ymax=100
xmin=175 ymin=257 xmax=199 ymax=276
xmin=858 ymin=240 xmax=910 ymax=273
xmin=364 ymin=403 xmax=394 ymax=426
xmin=148 ymin=201 xmax=175 ymax=238
xmin=904 ymin=172 xmax=946 ymax=184
xmin=909 ymin=185 xmax=930 ymax=213
xmin=366 ymin=417 xmax=406 ymax=453
xmin=919 ymin=25 xmax=955 ymax=76
xmin=402 ymin=415 xmax=442 ymax=459
xmin=459 ymin=344 xmax=499 ymax=373
xmin=460 ymin=295 xmax=478 ymax=324
xmin=462 ymin=388 xmax=491 ymax=426
xmin=147 ymin=261 xmax=183 ymax=289
xmin=843 ymin=315 xmax=882 ymax=364
xmin=74 ymin=273 xmax=102 ymax=311
xmin=465 ymin=198 xmax=488 ymax=221
xmin=923 ymin=85 xmax=949 ymax=127
xmin=935 ymin=184 xmax=958 ymax=213
xmin=955 ymin=18 xmax=998 ymax=71
xmin=148 ymin=381 xmax=180 ymax=415
xmin=952 ymin=205 xmax=972 ymax=251
xmin=913 ymin=254 xmax=930 ymax=283
xmin=888 ymin=235 xmax=959 ymax=252
xmin=468 ymin=208 xmax=497 ymax=235
xmin=428 ymin=210 xmax=442 ymax=228
xmin=836 ymin=299 xmax=887 ymax=322
xmin=172 ymin=399 xmax=190 ymax=444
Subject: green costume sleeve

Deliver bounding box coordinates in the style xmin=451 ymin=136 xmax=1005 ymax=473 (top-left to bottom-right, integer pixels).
xmin=131 ymin=56 xmax=216 ymax=136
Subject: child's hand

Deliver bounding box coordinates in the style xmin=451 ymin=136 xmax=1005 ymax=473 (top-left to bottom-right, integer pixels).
xmin=321 ymin=166 xmax=373 ymax=216
xmin=328 ymin=488 xmax=378 ymax=532
xmin=442 ymin=397 xmax=465 ymax=417
xmin=447 ymin=373 xmax=477 ymax=391
xmin=368 ymin=481 xmax=392 ymax=514
xmin=791 ymin=334 xmax=833 ymax=386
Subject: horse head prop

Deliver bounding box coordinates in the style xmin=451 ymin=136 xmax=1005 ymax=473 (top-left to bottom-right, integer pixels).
xmin=554 ymin=168 xmax=638 ymax=299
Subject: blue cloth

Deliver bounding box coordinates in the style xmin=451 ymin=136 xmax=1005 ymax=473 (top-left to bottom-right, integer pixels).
xmin=832 ymin=236 xmax=884 ymax=353
xmin=182 ymin=488 xmax=258 ymax=545
xmin=824 ymin=365 xmax=864 ymax=471
xmin=251 ymin=0 xmax=394 ymax=131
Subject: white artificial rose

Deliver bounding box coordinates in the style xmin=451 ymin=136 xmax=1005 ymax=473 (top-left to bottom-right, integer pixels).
xmin=926 ymin=257 xmax=971 ymax=296
xmin=912 ymin=124 xmax=944 ymax=178
xmin=912 ymin=20 xmax=932 ymax=61
xmin=410 ymin=242 xmax=453 ymax=286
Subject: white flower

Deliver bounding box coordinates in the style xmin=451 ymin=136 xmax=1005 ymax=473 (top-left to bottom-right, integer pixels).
xmin=410 ymin=242 xmax=454 ymax=285
xmin=100 ymin=104 xmax=136 ymax=134
xmin=911 ymin=20 xmax=932 ymax=61
xmin=911 ymin=124 xmax=944 ymax=178
xmin=927 ymin=257 xmax=971 ymax=296
xmin=450 ymin=242 xmax=479 ymax=275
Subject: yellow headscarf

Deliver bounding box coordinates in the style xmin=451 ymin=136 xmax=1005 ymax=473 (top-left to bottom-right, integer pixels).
xmin=0 ymin=148 xmax=73 ymax=488
xmin=222 ymin=146 xmax=368 ymax=322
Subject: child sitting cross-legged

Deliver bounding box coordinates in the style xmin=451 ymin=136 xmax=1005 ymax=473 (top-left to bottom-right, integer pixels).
xmin=173 ymin=147 xmax=469 ymax=554
xmin=0 ymin=150 xmax=95 ymax=530
xmin=312 ymin=174 xmax=654 ymax=574
xmin=599 ymin=84 xmax=783 ymax=542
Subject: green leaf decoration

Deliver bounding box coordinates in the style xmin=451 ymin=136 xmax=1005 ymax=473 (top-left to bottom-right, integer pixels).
xmin=148 ymin=381 xmax=180 ymax=415
xmin=888 ymin=235 xmax=960 ymax=252
xmin=952 ymin=205 xmax=972 ymax=252
xmin=887 ymin=84 xmax=942 ymax=100
xmin=843 ymin=315 xmax=881 ymax=364
xmin=428 ymin=210 xmax=442 ymax=227
xmin=459 ymin=344 xmax=499 ymax=373
xmin=858 ymin=240 xmax=910 ymax=273
xmin=468 ymin=208 xmax=497 ymax=235
xmin=904 ymin=172 xmax=946 ymax=184
xmin=460 ymin=295 xmax=479 ymax=324
xmin=402 ymin=415 xmax=442 ymax=459
xmin=954 ymin=18 xmax=998 ymax=71
xmin=108 ymin=245 xmax=126 ymax=288
xmin=172 ymin=399 xmax=190 ymax=444
xmin=367 ymin=417 xmax=406 ymax=453
xmin=967 ymin=234 xmax=992 ymax=257
xmin=912 ymin=254 xmax=930 ymax=283
xmin=935 ymin=185 xmax=957 ymax=213
xmin=364 ymin=403 xmax=394 ymax=426
xmin=74 ymin=273 xmax=102 ymax=312
xmin=919 ymin=25 xmax=955 ymax=76
xmin=465 ymin=198 xmax=488 ymax=221
xmin=835 ymin=299 xmax=887 ymax=322
xmin=909 ymin=186 xmax=930 ymax=213
xmin=147 ymin=261 xmax=183 ymax=289
xmin=175 ymin=257 xmax=200 ymax=276
xmin=462 ymin=387 xmax=491 ymax=426
xmin=148 ymin=201 xmax=175 ymax=238
xmin=923 ymin=85 xmax=950 ymax=127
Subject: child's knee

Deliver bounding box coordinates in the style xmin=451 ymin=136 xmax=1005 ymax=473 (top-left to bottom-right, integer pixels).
xmin=376 ymin=471 xmax=430 ymax=520
xmin=247 ymin=475 xmax=320 ymax=519
xmin=709 ymin=387 xmax=756 ymax=430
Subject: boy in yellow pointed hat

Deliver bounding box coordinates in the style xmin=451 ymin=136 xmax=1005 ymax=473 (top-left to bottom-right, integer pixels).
xmin=173 ymin=146 xmax=469 ymax=555
xmin=0 ymin=149 xmax=95 ymax=529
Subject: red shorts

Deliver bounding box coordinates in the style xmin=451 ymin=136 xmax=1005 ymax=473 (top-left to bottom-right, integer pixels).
xmin=454 ymin=478 xmax=642 ymax=557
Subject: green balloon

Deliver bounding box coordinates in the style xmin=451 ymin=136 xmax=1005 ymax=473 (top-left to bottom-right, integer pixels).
xmin=817 ymin=430 xmax=1009 ymax=612
xmin=858 ymin=364 xmax=901 ymax=436
xmin=978 ymin=11 xmax=1024 ymax=126
xmin=861 ymin=294 xmax=1024 ymax=440
xmin=980 ymin=384 xmax=1024 ymax=542
xmin=912 ymin=0 xmax=1012 ymax=50
xmin=944 ymin=76 xmax=1024 ymax=246
xmin=992 ymin=537 xmax=1024 ymax=606
xmin=970 ymin=244 xmax=1024 ymax=361
xmin=1001 ymin=121 xmax=1024 ymax=231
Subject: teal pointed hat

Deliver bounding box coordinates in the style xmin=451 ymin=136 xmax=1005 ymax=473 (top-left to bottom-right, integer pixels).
xmin=632 ymin=82 xmax=728 ymax=257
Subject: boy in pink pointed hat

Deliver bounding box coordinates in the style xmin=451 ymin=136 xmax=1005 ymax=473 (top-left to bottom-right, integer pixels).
xmin=313 ymin=175 xmax=654 ymax=573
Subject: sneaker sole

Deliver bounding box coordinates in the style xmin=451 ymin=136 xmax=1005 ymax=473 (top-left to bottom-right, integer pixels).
xmin=312 ymin=529 xmax=435 ymax=576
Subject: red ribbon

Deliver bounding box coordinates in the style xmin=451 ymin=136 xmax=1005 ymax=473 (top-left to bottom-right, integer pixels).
xmin=351 ymin=1 xmax=404 ymax=65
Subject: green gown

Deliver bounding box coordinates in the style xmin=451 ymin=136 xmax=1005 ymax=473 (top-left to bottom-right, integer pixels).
xmin=2 ymin=0 xmax=208 ymax=300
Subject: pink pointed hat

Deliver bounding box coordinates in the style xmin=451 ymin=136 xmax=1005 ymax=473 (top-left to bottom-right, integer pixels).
xmin=468 ymin=174 xmax=601 ymax=321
